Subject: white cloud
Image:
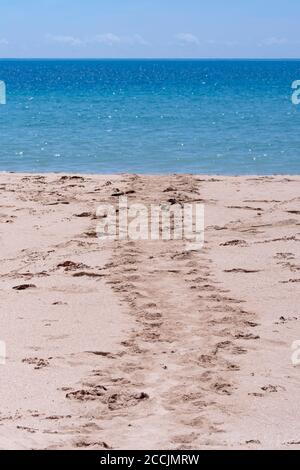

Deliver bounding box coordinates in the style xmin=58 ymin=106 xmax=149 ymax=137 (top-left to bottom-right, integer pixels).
xmin=46 ymin=33 xmax=149 ymax=48
xmin=260 ymin=37 xmax=289 ymax=46
xmin=92 ymin=33 xmax=149 ymax=46
xmin=46 ymin=34 xmax=83 ymax=46
xmin=129 ymin=34 xmax=150 ymax=46
xmin=175 ymin=33 xmax=200 ymax=46
xmin=93 ymin=33 xmax=121 ymax=46
xmin=0 ymin=38 xmax=9 ymax=46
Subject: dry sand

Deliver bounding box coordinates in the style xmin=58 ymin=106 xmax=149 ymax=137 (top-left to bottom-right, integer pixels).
xmin=0 ymin=173 xmax=299 ymax=450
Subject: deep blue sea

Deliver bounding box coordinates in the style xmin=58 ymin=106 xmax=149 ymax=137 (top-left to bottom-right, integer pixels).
xmin=0 ymin=59 xmax=299 ymax=174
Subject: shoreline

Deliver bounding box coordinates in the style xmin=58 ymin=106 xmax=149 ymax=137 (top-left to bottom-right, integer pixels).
xmin=1 ymin=171 xmax=300 ymax=177
xmin=0 ymin=173 xmax=299 ymax=449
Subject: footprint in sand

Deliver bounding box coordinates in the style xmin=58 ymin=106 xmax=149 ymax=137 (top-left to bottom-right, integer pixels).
xmin=13 ymin=284 xmax=37 ymax=291
xmin=275 ymin=253 xmax=295 ymax=261
xmin=107 ymin=391 xmax=149 ymax=411
xmin=249 ymin=384 xmax=285 ymax=397
xmin=66 ymin=385 xmax=108 ymax=401
xmin=224 ymin=268 xmax=261 ymax=274
xmin=245 ymin=439 xmax=262 ymax=445
xmin=212 ymin=382 xmax=233 ymax=396
xmin=261 ymin=384 xmax=285 ymax=393
xmin=57 ymin=261 xmax=88 ymax=271
xmin=75 ymin=440 xmax=111 ymax=449
xmin=74 ymin=212 xmax=93 ymax=218
xmin=234 ymin=333 xmax=260 ymax=340
xmin=72 ymin=271 xmax=105 ymax=278
xmin=220 ymin=240 xmax=247 ymax=247
xmin=22 ymin=357 xmax=51 ymax=370
xmin=16 ymin=425 xmax=37 ymax=434
xmin=275 ymin=316 xmax=298 ymax=325
xmin=85 ymin=351 xmax=118 ymax=359
xmin=66 ymin=386 xmax=149 ymax=411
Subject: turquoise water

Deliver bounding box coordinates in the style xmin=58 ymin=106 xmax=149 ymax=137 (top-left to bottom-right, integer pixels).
xmin=0 ymin=59 xmax=299 ymax=174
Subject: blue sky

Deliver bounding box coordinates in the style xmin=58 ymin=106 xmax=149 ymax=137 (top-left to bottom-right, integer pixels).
xmin=0 ymin=0 xmax=300 ymax=58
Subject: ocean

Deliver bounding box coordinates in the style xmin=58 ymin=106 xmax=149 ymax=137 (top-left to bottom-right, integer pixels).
xmin=0 ymin=59 xmax=299 ymax=174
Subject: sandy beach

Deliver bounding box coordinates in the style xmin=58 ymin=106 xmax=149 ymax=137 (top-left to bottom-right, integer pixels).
xmin=0 ymin=173 xmax=299 ymax=450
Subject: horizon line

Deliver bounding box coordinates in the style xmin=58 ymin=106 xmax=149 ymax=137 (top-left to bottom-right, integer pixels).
xmin=1 ymin=57 xmax=300 ymax=61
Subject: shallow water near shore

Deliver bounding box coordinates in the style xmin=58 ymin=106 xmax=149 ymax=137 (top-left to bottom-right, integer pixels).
xmin=0 ymin=59 xmax=300 ymax=174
